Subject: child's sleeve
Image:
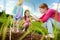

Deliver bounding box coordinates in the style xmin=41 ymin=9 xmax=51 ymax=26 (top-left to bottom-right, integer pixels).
xmin=22 ymin=17 xmax=26 ymax=24
xmin=20 ymin=7 xmax=23 ymax=18
xmin=13 ymin=6 xmax=17 ymax=17
xmin=40 ymin=9 xmax=55 ymax=22
xmin=40 ymin=14 xmax=45 ymax=19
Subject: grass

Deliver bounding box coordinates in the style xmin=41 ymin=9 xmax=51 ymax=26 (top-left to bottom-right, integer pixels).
xmin=18 ymin=21 xmax=48 ymax=40
xmin=0 ymin=12 xmax=60 ymax=40
xmin=1 ymin=16 xmax=11 ymax=40
xmin=0 ymin=17 xmax=60 ymax=40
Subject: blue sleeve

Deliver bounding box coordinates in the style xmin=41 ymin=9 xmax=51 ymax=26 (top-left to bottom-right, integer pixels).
xmin=13 ymin=6 xmax=17 ymax=16
xmin=20 ymin=7 xmax=23 ymax=17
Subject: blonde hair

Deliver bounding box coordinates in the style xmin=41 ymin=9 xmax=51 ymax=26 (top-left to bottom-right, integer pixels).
xmin=18 ymin=0 xmax=24 ymax=2
xmin=17 ymin=0 xmax=23 ymax=5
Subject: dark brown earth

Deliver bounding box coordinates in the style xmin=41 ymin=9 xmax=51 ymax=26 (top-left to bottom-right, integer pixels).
xmin=0 ymin=28 xmax=53 ymax=40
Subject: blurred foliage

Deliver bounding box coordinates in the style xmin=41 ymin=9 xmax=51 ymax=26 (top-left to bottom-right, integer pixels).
xmin=0 ymin=10 xmax=12 ymax=40
xmin=0 ymin=10 xmax=60 ymax=40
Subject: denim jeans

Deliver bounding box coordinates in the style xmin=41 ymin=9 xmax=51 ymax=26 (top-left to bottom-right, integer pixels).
xmin=42 ymin=18 xmax=60 ymax=34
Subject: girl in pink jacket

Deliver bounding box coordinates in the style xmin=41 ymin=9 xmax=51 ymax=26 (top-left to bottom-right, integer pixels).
xmin=34 ymin=3 xmax=60 ymax=38
xmin=22 ymin=10 xmax=31 ymax=31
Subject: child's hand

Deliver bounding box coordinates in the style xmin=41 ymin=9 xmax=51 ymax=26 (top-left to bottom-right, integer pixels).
xmin=32 ymin=16 xmax=38 ymax=21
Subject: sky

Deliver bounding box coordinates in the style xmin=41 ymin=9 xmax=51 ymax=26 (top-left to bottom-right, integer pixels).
xmin=0 ymin=0 xmax=60 ymax=17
